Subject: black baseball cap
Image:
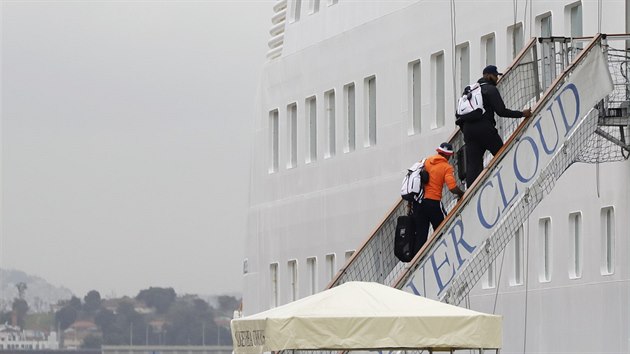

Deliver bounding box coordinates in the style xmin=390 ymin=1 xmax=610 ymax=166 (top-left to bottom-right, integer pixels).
xmin=483 ymin=65 xmax=503 ymax=76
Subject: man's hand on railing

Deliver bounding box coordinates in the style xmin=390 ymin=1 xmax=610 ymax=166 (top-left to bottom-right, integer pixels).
xmin=523 ymin=108 xmax=532 ymax=118
xmin=450 ymin=186 xmax=464 ymax=200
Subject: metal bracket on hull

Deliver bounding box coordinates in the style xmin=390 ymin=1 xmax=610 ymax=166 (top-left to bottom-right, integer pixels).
xmin=595 ymin=127 xmax=630 ymax=152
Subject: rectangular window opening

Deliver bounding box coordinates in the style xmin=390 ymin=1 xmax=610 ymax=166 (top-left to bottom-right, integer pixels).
xmin=287 ymin=103 xmax=298 ymax=168
xmin=511 ymin=225 xmax=524 ymax=286
xmin=508 ymin=23 xmax=524 ymax=59
xmin=538 ymin=13 xmax=554 ymax=88
xmin=456 ymin=43 xmax=470 ymax=95
xmin=325 ymin=90 xmax=336 ymax=158
xmin=600 ymin=207 xmax=615 ymax=275
xmin=365 ymin=76 xmax=377 ymax=147
xmin=344 ymin=250 xmax=355 ymax=261
xmin=569 ymin=212 xmax=582 ymax=279
xmin=482 ymin=262 xmax=496 ymax=289
xmin=483 ymin=33 xmax=496 ymax=66
xmin=570 ymin=3 xmax=583 ymax=37
xmin=344 ymin=83 xmax=356 ymax=152
xmin=539 ymin=218 xmax=552 ymax=282
xmin=432 ymin=51 xmax=445 ymax=128
xmin=566 ymin=2 xmax=583 ymax=50
xmin=288 ymin=259 xmax=298 ymax=302
xmin=291 ymin=0 xmax=302 ymax=22
xmin=269 ymin=110 xmax=279 ymax=173
xmin=306 ymin=257 xmax=317 ymax=295
xmin=306 ymin=96 xmax=317 ymax=163
xmin=540 ymin=13 xmax=552 ymax=37
xmin=325 ymin=253 xmax=336 ymax=283
xmin=270 ymin=263 xmax=279 ymax=308
xmin=309 ymin=0 xmax=320 ymax=14
xmin=408 ymin=60 xmax=422 ymax=135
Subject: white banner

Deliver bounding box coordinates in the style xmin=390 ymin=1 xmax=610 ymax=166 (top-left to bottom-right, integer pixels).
xmin=403 ymin=45 xmax=614 ymax=299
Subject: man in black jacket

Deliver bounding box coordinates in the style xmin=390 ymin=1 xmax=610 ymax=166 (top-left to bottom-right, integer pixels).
xmin=462 ymin=65 xmax=532 ymax=187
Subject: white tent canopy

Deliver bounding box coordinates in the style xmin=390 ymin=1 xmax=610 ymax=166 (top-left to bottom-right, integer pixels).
xmin=231 ymin=282 xmax=501 ymax=354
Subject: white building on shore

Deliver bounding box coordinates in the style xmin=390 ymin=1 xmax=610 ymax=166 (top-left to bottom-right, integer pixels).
xmin=0 ymin=324 xmax=59 ymax=350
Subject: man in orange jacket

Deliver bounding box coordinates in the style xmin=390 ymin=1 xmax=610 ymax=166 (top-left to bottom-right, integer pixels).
xmin=412 ymin=142 xmax=465 ymax=247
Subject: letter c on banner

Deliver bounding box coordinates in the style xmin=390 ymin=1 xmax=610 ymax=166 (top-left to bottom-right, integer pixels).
xmin=477 ymin=180 xmax=499 ymax=229
xmin=514 ymin=136 xmax=540 ymax=183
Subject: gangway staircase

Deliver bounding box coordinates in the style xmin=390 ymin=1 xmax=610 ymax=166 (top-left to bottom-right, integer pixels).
xmin=326 ymin=34 xmax=630 ymax=305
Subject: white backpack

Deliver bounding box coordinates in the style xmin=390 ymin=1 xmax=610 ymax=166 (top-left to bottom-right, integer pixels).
xmin=401 ymin=159 xmax=429 ymax=202
xmin=456 ymin=82 xmax=486 ymax=118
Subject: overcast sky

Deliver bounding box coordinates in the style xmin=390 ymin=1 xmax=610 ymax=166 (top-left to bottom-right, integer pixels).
xmin=1 ymin=0 xmax=274 ymax=298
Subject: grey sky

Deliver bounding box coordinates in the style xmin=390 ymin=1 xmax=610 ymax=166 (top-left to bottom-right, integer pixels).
xmin=1 ymin=0 xmax=273 ymax=298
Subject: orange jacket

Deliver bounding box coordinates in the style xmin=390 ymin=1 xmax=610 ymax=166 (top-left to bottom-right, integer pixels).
xmin=423 ymin=154 xmax=457 ymax=201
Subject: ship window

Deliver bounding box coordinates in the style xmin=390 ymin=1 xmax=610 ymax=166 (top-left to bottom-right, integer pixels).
xmin=328 ymin=0 xmax=338 ymax=5
xmin=510 ymin=225 xmax=524 ymax=286
xmin=269 ymin=110 xmax=279 ymax=173
xmin=567 ymin=2 xmax=583 ymax=37
xmin=344 ymin=83 xmax=356 ymax=152
xmin=288 ymin=259 xmax=298 ymax=302
xmin=539 ymin=217 xmax=552 ymax=282
xmin=287 ymin=103 xmax=298 ymax=168
xmin=600 ymin=206 xmax=615 ymax=275
xmin=306 ymin=96 xmax=317 ymax=163
xmin=307 ymin=257 xmax=317 ymax=295
xmin=408 ymin=59 xmax=421 ymax=135
xmin=539 ymin=13 xmax=552 ymax=37
xmin=431 ymin=51 xmax=445 ymax=128
xmin=344 ymin=250 xmax=355 ymax=261
xmin=365 ymin=76 xmax=377 ymax=147
xmin=568 ymin=212 xmax=582 ymax=279
xmin=325 ymin=253 xmax=336 ymax=282
xmin=482 ymin=261 xmax=495 ymax=289
xmin=309 ymin=0 xmax=320 ymax=14
xmin=456 ymin=42 xmax=470 ymax=95
xmin=270 ymin=263 xmax=279 ymax=307
xmin=325 ymin=90 xmax=336 ymax=158
xmin=537 ymin=13 xmax=553 ymax=88
xmin=290 ymin=0 xmax=302 ymax=22
xmin=508 ymin=22 xmax=524 ymax=59
xmin=482 ymin=33 xmax=496 ymax=66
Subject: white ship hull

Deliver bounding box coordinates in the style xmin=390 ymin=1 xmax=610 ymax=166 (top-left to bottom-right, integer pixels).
xmin=244 ymin=1 xmax=630 ymax=352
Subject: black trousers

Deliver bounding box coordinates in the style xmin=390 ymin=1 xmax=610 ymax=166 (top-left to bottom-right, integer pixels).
xmin=462 ymin=120 xmax=504 ymax=187
xmin=412 ymin=199 xmax=445 ymax=248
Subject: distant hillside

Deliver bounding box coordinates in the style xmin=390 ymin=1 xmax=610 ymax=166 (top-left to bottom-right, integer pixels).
xmin=0 ymin=269 xmax=73 ymax=313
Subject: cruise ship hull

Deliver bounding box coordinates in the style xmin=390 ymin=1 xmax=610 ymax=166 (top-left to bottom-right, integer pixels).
xmin=244 ymin=1 xmax=630 ymax=352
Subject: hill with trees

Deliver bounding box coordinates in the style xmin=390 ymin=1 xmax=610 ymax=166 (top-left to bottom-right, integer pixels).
xmin=1 ymin=284 xmax=239 ymax=349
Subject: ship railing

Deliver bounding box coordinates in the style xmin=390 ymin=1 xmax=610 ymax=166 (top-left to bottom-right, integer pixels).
xmin=591 ymin=34 xmax=630 ymax=160
xmin=537 ymin=35 xmax=630 ymax=162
